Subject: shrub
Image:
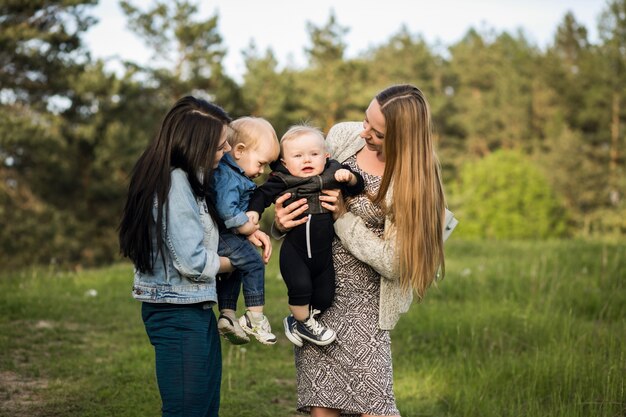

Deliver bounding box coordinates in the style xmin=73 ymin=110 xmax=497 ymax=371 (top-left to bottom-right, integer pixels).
xmin=449 ymin=150 xmax=569 ymax=239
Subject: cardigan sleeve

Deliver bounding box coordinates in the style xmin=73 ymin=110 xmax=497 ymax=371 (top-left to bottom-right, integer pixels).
xmin=333 ymin=211 xmax=400 ymax=281
xmin=326 ymin=122 xmax=365 ymax=163
xmin=326 ymin=121 xmax=400 ymax=281
xmin=335 ymin=207 xmax=458 ymax=282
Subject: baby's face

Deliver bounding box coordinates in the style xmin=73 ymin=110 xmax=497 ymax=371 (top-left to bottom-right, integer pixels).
xmin=236 ymin=140 xmax=277 ymax=179
xmin=281 ymin=133 xmax=329 ymax=178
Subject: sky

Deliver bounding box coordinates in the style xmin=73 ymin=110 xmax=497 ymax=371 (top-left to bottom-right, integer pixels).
xmin=84 ymin=0 xmax=607 ymax=81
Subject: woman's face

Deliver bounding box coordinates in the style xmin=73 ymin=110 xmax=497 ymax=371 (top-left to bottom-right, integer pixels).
xmin=213 ymin=126 xmax=232 ymax=168
xmin=360 ymin=99 xmax=386 ymax=155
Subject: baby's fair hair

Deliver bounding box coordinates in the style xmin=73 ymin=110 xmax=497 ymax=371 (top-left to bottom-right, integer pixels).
xmin=280 ymin=124 xmax=326 ymax=156
xmin=229 ymin=117 xmax=279 ymax=159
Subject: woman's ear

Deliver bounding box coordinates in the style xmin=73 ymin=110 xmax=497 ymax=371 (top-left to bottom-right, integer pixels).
xmin=232 ymin=143 xmax=246 ymax=159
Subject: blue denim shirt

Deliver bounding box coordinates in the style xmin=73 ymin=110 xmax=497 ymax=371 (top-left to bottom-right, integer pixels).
xmin=212 ymin=153 xmax=256 ymax=230
xmin=132 ymin=168 xmax=221 ymax=304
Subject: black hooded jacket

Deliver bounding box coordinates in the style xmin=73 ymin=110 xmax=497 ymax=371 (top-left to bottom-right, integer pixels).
xmin=248 ymin=159 xmax=364 ymax=218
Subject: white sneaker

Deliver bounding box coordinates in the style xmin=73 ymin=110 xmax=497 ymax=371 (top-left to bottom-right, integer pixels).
xmin=239 ymin=311 xmax=277 ymax=345
xmin=217 ymin=312 xmax=250 ymax=345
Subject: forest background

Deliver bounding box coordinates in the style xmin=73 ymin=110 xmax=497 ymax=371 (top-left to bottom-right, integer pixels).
xmin=1 ymin=0 xmax=625 ymax=269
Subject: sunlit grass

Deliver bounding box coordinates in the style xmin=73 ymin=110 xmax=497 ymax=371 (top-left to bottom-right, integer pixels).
xmin=0 ymin=240 xmax=624 ymax=416
xmin=393 ymin=240 xmax=626 ymax=417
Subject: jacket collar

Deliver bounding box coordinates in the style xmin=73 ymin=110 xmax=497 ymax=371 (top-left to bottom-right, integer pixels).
xmin=220 ymin=153 xmax=246 ymax=176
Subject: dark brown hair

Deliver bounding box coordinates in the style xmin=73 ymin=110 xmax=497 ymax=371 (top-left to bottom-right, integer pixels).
xmin=118 ymin=96 xmax=231 ymax=273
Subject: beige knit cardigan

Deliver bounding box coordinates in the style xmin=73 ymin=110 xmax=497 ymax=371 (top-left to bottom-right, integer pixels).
xmin=327 ymin=121 xmax=409 ymax=330
xmin=328 ymin=122 xmax=457 ymax=329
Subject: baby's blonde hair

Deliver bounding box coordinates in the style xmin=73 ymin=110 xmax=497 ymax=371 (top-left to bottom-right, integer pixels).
xmin=229 ymin=117 xmax=280 ymax=159
xmin=279 ymin=124 xmax=326 ymax=156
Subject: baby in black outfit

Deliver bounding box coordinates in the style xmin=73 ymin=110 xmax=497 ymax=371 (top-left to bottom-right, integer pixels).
xmin=247 ymin=124 xmax=364 ymax=347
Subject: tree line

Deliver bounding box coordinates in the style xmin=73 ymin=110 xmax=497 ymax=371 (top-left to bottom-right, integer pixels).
xmin=1 ymin=0 xmax=624 ymax=269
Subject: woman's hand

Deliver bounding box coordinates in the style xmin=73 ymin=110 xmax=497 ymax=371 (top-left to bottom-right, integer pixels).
xmin=274 ymin=193 xmax=309 ymax=233
xmin=320 ymin=189 xmax=346 ymax=220
xmin=247 ymin=230 xmax=272 ymax=264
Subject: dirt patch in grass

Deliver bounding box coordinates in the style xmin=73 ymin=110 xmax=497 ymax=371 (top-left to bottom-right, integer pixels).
xmin=0 ymin=371 xmax=48 ymax=416
xmin=33 ymin=319 xmax=81 ymax=332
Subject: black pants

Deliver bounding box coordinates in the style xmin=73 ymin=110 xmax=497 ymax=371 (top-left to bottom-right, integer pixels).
xmin=279 ymin=213 xmax=335 ymax=312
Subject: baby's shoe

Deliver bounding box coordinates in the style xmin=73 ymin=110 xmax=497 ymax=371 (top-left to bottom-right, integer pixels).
xmin=239 ymin=310 xmax=277 ymax=345
xmin=217 ymin=310 xmax=250 ymax=345
xmin=293 ymin=309 xmax=336 ymax=346
xmin=283 ymin=315 xmax=303 ymax=347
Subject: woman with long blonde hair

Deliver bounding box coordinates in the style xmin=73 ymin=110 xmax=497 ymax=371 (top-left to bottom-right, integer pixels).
xmin=274 ymin=84 xmax=454 ymax=417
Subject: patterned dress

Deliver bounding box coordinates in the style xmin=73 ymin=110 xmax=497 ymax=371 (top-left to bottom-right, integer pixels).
xmin=295 ymin=155 xmax=400 ymax=416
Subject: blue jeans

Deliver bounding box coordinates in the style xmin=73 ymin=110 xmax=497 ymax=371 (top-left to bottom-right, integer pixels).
xmin=142 ymin=302 xmax=221 ymax=417
xmin=216 ymin=232 xmax=265 ymax=311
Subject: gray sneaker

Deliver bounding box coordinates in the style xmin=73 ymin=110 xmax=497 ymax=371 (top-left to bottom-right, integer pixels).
xmin=239 ymin=311 xmax=277 ymax=345
xmin=283 ymin=315 xmax=303 ymax=347
xmin=217 ymin=313 xmax=250 ymax=345
xmin=294 ymin=309 xmax=336 ymax=346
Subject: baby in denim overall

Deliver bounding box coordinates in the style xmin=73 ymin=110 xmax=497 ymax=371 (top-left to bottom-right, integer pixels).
xmin=212 ymin=117 xmax=280 ymax=345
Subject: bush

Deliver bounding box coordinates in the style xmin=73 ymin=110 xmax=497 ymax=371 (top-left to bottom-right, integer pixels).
xmin=0 ymin=177 xmax=106 ymax=269
xmin=450 ymin=150 xmax=569 ymax=239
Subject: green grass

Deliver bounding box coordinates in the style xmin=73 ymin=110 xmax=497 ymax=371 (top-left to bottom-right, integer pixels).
xmin=0 ymin=240 xmax=624 ymax=416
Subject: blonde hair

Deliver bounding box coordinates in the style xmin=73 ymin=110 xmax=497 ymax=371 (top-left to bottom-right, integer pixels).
xmin=279 ymin=124 xmax=326 ymax=156
xmin=229 ymin=117 xmax=280 ymax=159
xmin=375 ymin=85 xmax=446 ymax=299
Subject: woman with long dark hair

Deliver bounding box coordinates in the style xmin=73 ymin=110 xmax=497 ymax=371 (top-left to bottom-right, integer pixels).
xmin=119 ymin=96 xmax=234 ymax=417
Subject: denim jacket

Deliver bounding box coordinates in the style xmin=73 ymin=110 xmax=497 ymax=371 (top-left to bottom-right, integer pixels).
xmin=212 ymin=153 xmax=256 ymax=230
xmin=132 ymin=168 xmax=221 ymax=304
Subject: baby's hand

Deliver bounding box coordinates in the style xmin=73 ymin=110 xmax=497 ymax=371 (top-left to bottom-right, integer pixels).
xmin=246 ymin=211 xmax=259 ymax=225
xmin=247 ymin=230 xmax=272 ymax=264
xmin=334 ymin=169 xmax=356 ymax=185
xmin=236 ymin=220 xmax=259 ymax=236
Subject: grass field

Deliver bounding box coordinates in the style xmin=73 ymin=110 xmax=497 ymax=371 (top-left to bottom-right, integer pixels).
xmin=0 ymin=240 xmax=624 ymax=417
